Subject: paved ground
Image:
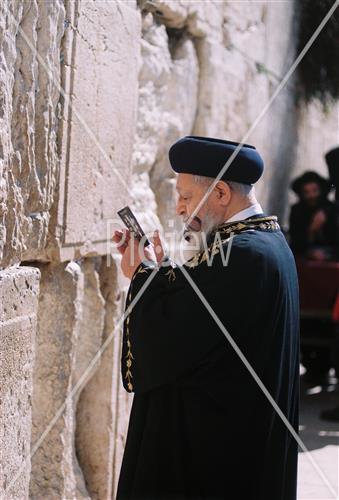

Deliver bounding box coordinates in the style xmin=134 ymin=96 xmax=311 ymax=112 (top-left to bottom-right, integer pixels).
xmin=298 ymin=374 xmax=339 ymax=500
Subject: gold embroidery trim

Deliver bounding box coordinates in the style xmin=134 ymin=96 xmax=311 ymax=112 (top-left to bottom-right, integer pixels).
xmin=185 ymin=216 xmax=280 ymax=269
xmin=124 ymin=263 xmax=152 ymax=392
xmin=125 ymin=290 xmax=134 ymax=391
xmin=165 ymin=268 xmax=176 ymax=282
xmin=214 ymin=215 xmax=279 ymax=238
xmin=185 ymin=237 xmax=226 ymax=269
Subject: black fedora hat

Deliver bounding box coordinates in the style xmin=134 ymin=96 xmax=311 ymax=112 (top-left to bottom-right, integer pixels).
xmin=291 ymin=170 xmax=332 ymax=197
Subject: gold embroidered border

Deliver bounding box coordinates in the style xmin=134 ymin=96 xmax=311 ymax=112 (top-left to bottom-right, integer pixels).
xmin=125 ymin=294 xmax=134 ymax=391
xmin=165 ymin=268 xmax=176 ymax=282
xmin=185 ymin=215 xmax=280 ymax=269
xmin=124 ymin=263 xmax=153 ymax=392
xmin=215 ymin=215 xmax=280 ymax=238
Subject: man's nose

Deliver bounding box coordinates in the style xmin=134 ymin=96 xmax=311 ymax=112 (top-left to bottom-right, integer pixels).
xmin=176 ymin=201 xmax=186 ymax=217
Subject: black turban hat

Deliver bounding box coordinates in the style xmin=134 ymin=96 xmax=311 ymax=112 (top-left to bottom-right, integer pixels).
xmin=325 ymin=147 xmax=339 ymax=188
xmin=291 ymin=171 xmax=332 ymax=197
xmin=168 ymin=135 xmax=264 ymax=184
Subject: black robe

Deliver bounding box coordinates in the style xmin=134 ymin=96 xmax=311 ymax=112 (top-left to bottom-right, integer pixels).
xmin=116 ymin=214 xmax=300 ymax=500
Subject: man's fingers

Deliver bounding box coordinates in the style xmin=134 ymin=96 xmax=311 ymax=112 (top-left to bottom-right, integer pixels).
xmin=112 ymin=229 xmax=131 ymax=255
xmin=112 ymin=230 xmax=123 ymax=243
xmin=113 ymin=229 xmax=131 ymax=240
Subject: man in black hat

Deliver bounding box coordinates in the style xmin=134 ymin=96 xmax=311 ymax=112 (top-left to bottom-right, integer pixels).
xmin=320 ymin=147 xmax=339 ymax=422
xmin=289 ymin=171 xmax=339 ymax=261
xmin=113 ymin=136 xmax=300 ymax=500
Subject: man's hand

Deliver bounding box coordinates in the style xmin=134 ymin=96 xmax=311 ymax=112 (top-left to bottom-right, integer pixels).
xmin=309 ymin=209 xmax=326 ymax=233
xmin=112 ymin=229 xmax=165 ymax=280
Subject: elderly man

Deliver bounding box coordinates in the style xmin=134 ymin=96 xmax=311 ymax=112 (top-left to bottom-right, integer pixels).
xmin=114 ymin=136 xmax=300 ymax=500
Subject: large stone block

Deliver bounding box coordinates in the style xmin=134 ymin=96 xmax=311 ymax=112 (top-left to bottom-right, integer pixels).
xmin=29 ymin=256 xmax=131 ymax=499
xmin=72 ymin=257 xmax=106 ymax=499
xmin=45 ymin=1 xmax=141 ymax=263
xmin=0 ymin=266 xmax=40 ymax=499
xmin=0 ymin=0 xmax=140 ymax=267
xmin=0 ymin=0 xmax=65 ymax=268
xmin=75 ymin=256 xmax=132 ymax=499
xmin=29 ymin=260 xmax=84 ymax=499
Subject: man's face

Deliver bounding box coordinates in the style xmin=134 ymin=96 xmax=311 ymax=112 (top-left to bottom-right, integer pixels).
xmin=301 ymin=182 xmax=321 ymax=206
xmin=175 ymin=173 xmax=225 ymax=236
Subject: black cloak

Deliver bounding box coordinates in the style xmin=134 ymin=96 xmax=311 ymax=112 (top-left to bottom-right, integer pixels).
xmin=116 ymin=214 xmax=300 ymax=500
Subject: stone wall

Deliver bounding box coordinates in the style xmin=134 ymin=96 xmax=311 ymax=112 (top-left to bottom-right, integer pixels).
xmin=1 ymin=266 xmax=40 ymax=498
xmin=1 ymin=1 xmax=138 ymax=497
xmin=1 ymin=0 xmax=338 ymax=498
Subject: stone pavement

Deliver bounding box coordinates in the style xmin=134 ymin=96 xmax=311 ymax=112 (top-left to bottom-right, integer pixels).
xmin=298 ymin=375 xmax=339 ymax=500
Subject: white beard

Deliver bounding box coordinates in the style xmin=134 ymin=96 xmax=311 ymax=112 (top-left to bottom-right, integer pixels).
xmin=178 ymin=211 xmax=221 ymax=263
xmin=178 ymin=232 xmax=204 ymax=263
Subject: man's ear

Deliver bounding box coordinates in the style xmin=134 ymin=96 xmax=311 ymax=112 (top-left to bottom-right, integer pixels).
xmin=214 ymin=181 xmax=231 ymax=206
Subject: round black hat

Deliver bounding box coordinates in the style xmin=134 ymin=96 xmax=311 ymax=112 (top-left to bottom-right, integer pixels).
xmin=291 ymin=170 xmax=332 ymax=197
xmin=168 ymin=135 xmax=264 ymax=184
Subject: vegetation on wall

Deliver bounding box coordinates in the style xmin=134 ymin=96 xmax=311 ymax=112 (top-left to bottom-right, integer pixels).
xmin=297 ymin=0 xmax=339 ymax=104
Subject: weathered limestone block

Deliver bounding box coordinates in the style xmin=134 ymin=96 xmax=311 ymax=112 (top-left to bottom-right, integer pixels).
xmin=138 ymin=0 xmax=224 ymax=39
xmin=46 ymin=1 xmax=141 ymax=263
xmin=150 ymin=35 xmax=199 ymax=185
xmin=0 ymin=0 xmax=65 ymax=268
xmin=73 ymin=259 xmax=105 ymax=392
xmin=29 ymin=256 xmax=131 ymax=499
xmin=193 ymin=2 xmax=268 ymax=140
xmin=192 ymin=38 xmax=230 ymax=138
xmin=0 ymin=266 xmax=40 ymax=499
xmin=75 ymin=255 xmax=132 ymax=499
xmin=29 ymin=260 xmax=84 ymax=499
xmin=223 ymin=2 xmax=265 ymax=50
xmin=0 ymin=0 xmax=140 ymax=267
xmin=133 ymin=13 xmax=198 ymax=235
xmin=72 ymin=257 xmax=105 ymax=499
xmin=133 ymin=16 xmax=172 ymax=175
